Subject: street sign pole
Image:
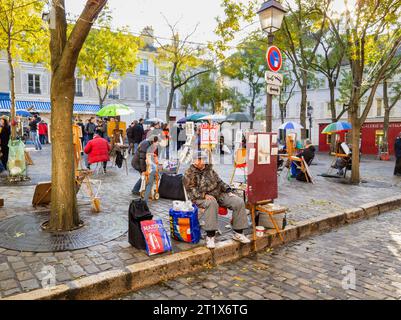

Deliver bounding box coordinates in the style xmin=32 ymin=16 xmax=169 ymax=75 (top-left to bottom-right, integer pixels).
xmin=266 ymin=39 xmax=277 ymax=132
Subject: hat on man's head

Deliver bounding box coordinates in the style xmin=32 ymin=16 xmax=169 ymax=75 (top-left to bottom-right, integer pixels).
xmin=192 ymin=149 xmax=209 ymax=162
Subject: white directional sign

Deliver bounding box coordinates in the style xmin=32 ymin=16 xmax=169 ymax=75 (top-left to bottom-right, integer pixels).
xmin=267 ymin=85 xmax=281 ymax=96
xmin=265 ymin=71 xmax=284 ymax=86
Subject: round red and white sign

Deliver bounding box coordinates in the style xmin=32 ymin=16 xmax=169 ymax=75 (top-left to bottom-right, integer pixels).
xmin=266 ymin=46 xmax=282 ymax=72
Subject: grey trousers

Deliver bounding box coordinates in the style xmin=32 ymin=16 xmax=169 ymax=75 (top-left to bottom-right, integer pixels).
xmin=195 ymin=193 xmax=249 ymax=232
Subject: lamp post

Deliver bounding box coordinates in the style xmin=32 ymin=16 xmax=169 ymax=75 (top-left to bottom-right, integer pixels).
xmin=307 ymin=103 xmax=313 ymax=140
xmin=257 ymin=0 xmax=287 ymax=132
xmin=146 ymin=101 xmax=150 ymax=119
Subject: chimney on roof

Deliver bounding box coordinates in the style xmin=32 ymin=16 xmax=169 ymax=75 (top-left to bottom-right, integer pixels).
xmin=141 ymin=26 xmax=154 ymax=47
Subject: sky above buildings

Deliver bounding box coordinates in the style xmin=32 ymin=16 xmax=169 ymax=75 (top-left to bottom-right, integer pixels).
xmin=65 ymin=0 xmax=226 ymax=45
xmin=64 ymin=0 xmax=349 ymax=47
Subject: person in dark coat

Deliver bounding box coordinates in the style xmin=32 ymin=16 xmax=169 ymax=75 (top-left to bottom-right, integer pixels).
xmin=291 ymin=140 xmax=316 ymax=182
xmin=394 ymin=133 xmax=401 ymax=176
xmin=131 ymin=136 xmax=159 ymax=203
xmin=85 ymin=117 xmax=97 ymax=142
xmin=0 ymin=116 xmax=11 ymax=170
xmin=126 ymin=121 xmax=137 ymax=155
xmin=132 ymin=119 xmax=145 ymax=153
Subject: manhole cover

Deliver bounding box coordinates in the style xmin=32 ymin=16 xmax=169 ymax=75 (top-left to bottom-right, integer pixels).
xmin=0 ymin=212 xmax=127 ymax=253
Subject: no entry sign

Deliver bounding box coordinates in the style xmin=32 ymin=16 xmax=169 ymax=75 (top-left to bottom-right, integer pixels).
xmin=266 ymin=46 xmax=282 ymax=72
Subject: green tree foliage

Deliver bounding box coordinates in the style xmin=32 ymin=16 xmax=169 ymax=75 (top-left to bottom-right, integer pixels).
xmin=180 ymin=71 xmax=246 ymax=115
xmin=0 ymin=0 xmax=46 ymax=138
xmin=77 ymin=8 xmax=141 ymax=108
xmin=329 ymin=0 xmax=401 ymax=183
xmin=221 ymin=32 xmax=266 ymax=128
xmin=213 ymin=0 xmax=258 ymax=59
xmin=155 ymin=20 xmax=211 ymax=122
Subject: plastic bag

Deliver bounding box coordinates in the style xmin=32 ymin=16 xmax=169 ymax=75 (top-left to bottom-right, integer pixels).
xmin=169 ymin=205 xmax=201 ymax=244
xmin=7 ymin=140 xmax=26 ymax=176
xmin=172 ymin=201 xmax=193 ymax=212
xmin=140 ymin=219 xmax=172 ymax=256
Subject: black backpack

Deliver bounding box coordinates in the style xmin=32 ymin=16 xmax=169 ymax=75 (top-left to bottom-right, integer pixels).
xmin=115 ymin=151 xmax=123 ymax=168
xmin=128 ymin=199 xmax=153 ymax=249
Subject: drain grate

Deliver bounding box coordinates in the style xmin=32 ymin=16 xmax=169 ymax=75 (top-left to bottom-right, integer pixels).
xmin=0 ymin=212 xmax=127 ymax=253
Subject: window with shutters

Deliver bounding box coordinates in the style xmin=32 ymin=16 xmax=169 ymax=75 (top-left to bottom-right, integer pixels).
xmin=140 ymin=59 xmax=149 ymax=76
xmin=75 ymin=78 xmax=83 ymax=97
xmin=28 ymin=74 xmax=41 ymax=94
xmin=108 ymin=86 xmax=120 ymax=100
xmin=140 ymin=84 xmax=150 ymax=101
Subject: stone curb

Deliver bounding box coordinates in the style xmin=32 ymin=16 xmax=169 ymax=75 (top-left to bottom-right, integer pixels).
xmin=3 ymin=194 xmax=401 ymax=300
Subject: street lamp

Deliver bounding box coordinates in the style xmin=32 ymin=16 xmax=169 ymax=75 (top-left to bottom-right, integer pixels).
xmin=258 ymin=0 xmax=287 ymax=132
xmin=146 ymin=101 xmax=150 ymax=119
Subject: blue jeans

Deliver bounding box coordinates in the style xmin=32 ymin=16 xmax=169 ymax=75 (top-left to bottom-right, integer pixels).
xmin=132 ymin=170 xmax=157 ymax=204
xmin=134 ymin=143 xmax=139 ymax=154
xmin=31 ymin=131 xmax=42 ymax=150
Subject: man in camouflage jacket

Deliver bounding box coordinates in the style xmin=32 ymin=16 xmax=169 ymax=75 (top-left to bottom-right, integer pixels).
xmin=183 ymin=150 xmax=250 ymax=249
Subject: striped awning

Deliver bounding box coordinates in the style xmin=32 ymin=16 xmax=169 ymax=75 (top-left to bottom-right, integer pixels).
xmin=0 ymin=99 xmax=100 ymax=114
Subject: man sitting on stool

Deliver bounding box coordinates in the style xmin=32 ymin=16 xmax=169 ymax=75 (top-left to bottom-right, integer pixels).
xmin=183 ymin=150 xmax=250 ymax=249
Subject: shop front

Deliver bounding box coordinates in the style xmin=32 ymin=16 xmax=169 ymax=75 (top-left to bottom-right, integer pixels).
xmin=318 ymin=121 xmax=401 ymax=155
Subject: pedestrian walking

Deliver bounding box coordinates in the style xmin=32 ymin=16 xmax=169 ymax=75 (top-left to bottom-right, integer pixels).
xmin=38 ymin=120 xmax=48 ymax=145
xmin=133 ymin=119 xmax=145 ymax=154
xmin=131 ymin=136 xmax=160 ymax=204
xmin=127 ymin=121 xmax=136 ymax=155
xmin=85 ymin=117 xmax=97 ymax=143
xmin=162 ymin=123 xmax=170 ymax=160
xmin=394 ymin=133 xmax=401 ymax=176
xmin=177 ymin=124 xmax=186 ymax=151
xmin=28 ymin=115 xmax=42 ymax=150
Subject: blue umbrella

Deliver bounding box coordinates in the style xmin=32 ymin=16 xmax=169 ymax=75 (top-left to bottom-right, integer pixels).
xmin=177 ymin=117 xmax=187 ymax=124
xmin=16 ymin=110 xmax=32 ymax=117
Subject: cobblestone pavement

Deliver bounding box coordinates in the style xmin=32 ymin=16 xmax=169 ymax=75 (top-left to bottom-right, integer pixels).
xmin=120 ymin=209 xmax=401 ymax=300
xmin=0 ymin=145 xmax=400 ymax=298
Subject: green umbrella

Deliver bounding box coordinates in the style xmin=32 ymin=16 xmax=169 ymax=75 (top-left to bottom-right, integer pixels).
xmin=96 ymin=104 xmax=133 ymax=117
xmin=225 ymin=112 xmax=252 ymax=123
xmin=187 ymin=113 xmax=208 ymax=122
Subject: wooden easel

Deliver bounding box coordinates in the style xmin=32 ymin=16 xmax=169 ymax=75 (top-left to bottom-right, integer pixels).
xmin=230 ymin=148 xmax=247 ymax=185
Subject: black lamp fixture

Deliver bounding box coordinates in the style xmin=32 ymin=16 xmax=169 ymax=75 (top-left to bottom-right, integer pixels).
xmin=257 ymin=0 xmax=287 ymax=35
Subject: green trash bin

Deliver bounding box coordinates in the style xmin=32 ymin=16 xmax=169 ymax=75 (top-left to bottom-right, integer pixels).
xmin=7 ymin=140 xmax=26 ymax=176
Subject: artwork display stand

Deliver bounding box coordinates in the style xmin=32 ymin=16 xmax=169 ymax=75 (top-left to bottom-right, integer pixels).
xmin=245 ymin=132 xmax=287 ymax=249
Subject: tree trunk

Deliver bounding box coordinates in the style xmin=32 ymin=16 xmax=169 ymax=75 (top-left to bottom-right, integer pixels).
xmin=300 ymin=83 xmax=307 ymax=139
xmin=166 ymin=88 xmax=174 ymax=122
xmin=7 ymin=40 xmax=16 ymax=139
xmin=279 ymin=103 xmax=285 ymax=124
xmin=329 ymin=81 xmax=337 ymax=153
xmin=250 ymin=90 xmax=256 ymax=130
xmin=49 ymin=75 xmax=80 ymax=231
xmin=48 ymin=0 xmax=107 ymax=232
xmin=383 ymin=81 xmax=390 ymax=152
xmin=350 ymin=111 xmax=361 ymax=184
